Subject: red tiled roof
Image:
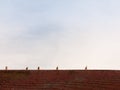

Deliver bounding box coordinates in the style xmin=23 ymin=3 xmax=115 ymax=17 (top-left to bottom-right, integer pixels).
xmin=0 ymin=70 xmax=120 ymax=90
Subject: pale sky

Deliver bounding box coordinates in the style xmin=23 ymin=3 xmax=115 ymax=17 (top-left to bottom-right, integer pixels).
xmin=0 ymin=0 xmax=120 ymax=69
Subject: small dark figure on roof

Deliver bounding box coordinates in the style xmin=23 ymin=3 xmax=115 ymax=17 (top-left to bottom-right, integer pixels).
xmin=85 ymin=66 xmax=87 ymax=70
xmin=26 ymin=67 xmax=28 ymax=70
xmin=38 ymin=67 xmax=40 ymax=70
xmin=56 ymin=66 xmax=58 ymax=70
xmin=5 ymin=66 xmax=8 ymax=70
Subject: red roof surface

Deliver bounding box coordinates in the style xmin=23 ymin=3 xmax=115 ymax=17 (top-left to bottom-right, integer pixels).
xmin=0 ymin=70 xmax=120 ymax=90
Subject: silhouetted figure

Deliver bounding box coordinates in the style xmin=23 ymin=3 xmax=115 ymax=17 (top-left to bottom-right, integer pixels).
xmin=85 ymin=66 xmax=87 ymax=70
xmin=5 ymin=66 xmax=8 ymax=70
xmin=26 ymin=67 xmax=28 ymax=70
xmin=56 ymin=66 xmax=58 ymax=70
xmin=38 ymin=67 xmax=40 ymax=70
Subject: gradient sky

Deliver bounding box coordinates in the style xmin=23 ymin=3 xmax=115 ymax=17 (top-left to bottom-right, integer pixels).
xmin=0 ymin=0 xmax=120 ymax=69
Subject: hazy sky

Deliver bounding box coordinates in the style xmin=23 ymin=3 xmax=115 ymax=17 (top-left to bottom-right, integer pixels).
xmin=0 ymin=0 xmax=120 ymax=69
